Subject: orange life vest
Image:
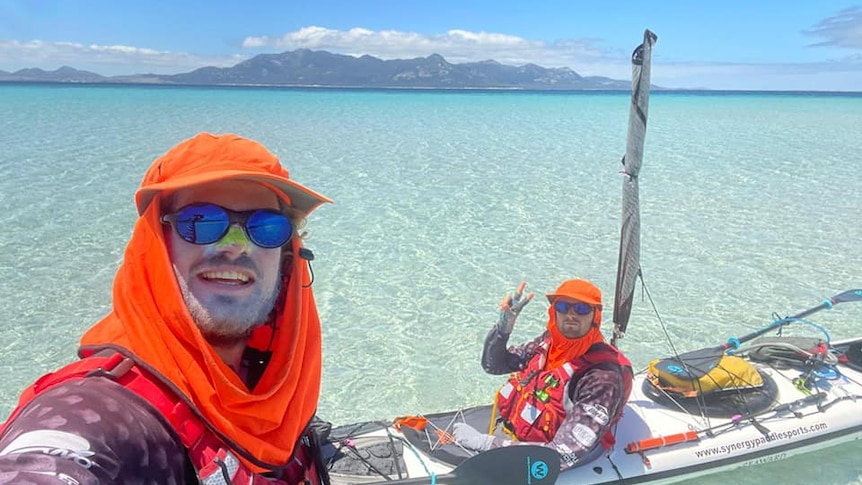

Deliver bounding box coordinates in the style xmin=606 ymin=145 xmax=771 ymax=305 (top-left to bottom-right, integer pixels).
xmin=0 ymin=349 xmax=326 ymax=485
xmin=495 ymin=341 xmax=632 ymax=446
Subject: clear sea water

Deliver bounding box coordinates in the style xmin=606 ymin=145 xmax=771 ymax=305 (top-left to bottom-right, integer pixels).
xmin=0 ymin=83 xmax=860 ymax=484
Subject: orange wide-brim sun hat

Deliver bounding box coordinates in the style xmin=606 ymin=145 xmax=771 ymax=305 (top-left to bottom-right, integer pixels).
xmin=135 ymin=132 xmax=332 ymax=216
xmin=545 ymin=278 xmax=604 ymax=323
xmin=545 ymin=278 xmax=603 ymax=307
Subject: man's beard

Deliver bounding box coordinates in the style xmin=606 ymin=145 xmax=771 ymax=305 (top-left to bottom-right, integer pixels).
xmin=176 ymin=261 xmax=282 ymax=345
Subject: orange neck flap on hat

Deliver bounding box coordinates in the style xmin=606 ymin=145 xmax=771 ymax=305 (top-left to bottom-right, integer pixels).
xmin=79 ymin=196 xmax=321 ymax=472
xmin=543 ymin=304 xmax=605 ymax=370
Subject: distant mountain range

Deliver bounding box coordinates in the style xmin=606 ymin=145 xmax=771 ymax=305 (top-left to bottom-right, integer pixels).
xmin=0 ymin=49 xmax=640 ymax=90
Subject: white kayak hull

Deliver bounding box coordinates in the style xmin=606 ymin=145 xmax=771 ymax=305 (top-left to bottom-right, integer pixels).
xmin=324 ymin=337 xmax=862 ymax=485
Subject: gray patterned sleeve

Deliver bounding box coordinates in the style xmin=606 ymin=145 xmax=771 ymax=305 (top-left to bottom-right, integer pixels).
xmin=0 ymin=377 xmax=189 ymax=484
xmin=549 ymin=365 xmax=627 ymax=469
xmin=481 ymin=328 xmax=546 ymax=375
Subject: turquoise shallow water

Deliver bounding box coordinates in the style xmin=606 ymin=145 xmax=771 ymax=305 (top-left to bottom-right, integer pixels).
xmin=0 ymin=84 xmax=860 ymax=484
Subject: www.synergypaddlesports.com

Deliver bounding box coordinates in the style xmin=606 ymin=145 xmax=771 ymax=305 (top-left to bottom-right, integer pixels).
xmin=694 ymin=422 xmax=828 ymax=457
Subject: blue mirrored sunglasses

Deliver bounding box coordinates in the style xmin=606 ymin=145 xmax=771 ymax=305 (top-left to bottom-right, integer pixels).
xmin=554 ymin=301 xmax=594 ymax=315
xmin=161 ymin=203 xmax=293 ymax=249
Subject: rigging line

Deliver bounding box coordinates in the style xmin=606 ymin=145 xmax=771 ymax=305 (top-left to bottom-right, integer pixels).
xmin=325 ymin=419 xmax=398 ymax=471
xmin=638 ymin=276 xmax=681 ymax=359
xmin=705 ymin=363 xmax=766 ymax=419
xmin=773 ymin=317 xmax=832 ymax=343
xmin=835 ymin=365 xmax=862 ymax=388
xmin=678 ymin=358 xmax=818 ymax=428
xmin=606 ymin=454 xmax=629 ymax=484
xmin=655 ymin=362 xmax=776 ymax=431
xmin=383 ymin=426 xmax=405 ymax=479
xmin=640 ymin=283 xmax=829 ymax=425
xmin=604 ymin=438 xmax=630 ymax=484
xmin=378 ymin=432 xmax=434 ymax=479
xmin=639 ymin=278 xmax=714 ymax=426
xmin=820 ymin=394 xmax=862 ymax=412
xmin=333 ymin=441 xmax=392 ymax=479
xmin=663 ymin=392 xmax=827 ymax=447
xmin=649 ymin=381 xmax=708 ymax=427
xmin=638 ymin=277 xmax=713 ymax=427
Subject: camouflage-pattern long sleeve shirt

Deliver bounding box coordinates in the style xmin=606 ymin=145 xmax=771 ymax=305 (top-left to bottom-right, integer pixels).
xmin=0 ymin=376 xmax=193 ymax=484
xmin=481 ymin=326 xmax=630 ymax=470
xmin=0 ymin=349 xmax=313 ymax=484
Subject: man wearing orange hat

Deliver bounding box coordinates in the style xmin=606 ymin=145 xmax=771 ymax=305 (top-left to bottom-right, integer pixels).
xmin=0 ymin=133 xmax=332 ymax=484
xmin=453 ymin=279 xmax=633 ymax=470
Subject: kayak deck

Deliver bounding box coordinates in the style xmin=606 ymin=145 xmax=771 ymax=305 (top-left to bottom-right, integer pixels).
xmin=323 ymin=336 xmax=862 ymax=485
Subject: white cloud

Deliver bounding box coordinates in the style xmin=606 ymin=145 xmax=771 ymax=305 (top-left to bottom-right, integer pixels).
xmin=650 ymin=58 xmax=862 ymax=91
xmin=804 ymin=6 xmax=862 ymax=49
xmin=0 ymin=39 xmax=242 ymax=75
xmin=239 ymin=26 xmax=862 ymax=90
xmin=239 ymin=26 xmax=636 ymax=83
xmin=241 ymin=25 xmax=611 ymax=69
xmin=1 ymin=24 xmax=861 ymax=90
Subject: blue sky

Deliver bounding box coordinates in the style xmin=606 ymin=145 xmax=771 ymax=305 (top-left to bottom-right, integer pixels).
xmin=1 ymin=1 xmax=861 ymax=91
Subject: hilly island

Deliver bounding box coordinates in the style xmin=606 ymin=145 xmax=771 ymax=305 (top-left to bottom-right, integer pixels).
xmin=0 ymin=49 xmax=634 ymax=90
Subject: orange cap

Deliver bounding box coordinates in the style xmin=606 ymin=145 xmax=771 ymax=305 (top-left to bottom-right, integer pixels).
xmin=545 ymin=278 xmax=603 ymax=308
xmin=545 ymin=278 xmax=602 ymax=325
xmin=135 ymin=132 xmax=332 ymax=216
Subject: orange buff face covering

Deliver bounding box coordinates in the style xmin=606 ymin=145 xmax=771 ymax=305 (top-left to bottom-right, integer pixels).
xmin=544 ymin=279 xmax=605 ymax=370
xmin=79 ymin=133 xmax=325 ymax=471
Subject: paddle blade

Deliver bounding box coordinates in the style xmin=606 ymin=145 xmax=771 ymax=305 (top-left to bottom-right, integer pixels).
xmin=371 ymin=445 xmax=560 ymax=485
xmin=830 ymin=289 xmax=862 ymax=305
xmin=453 ymin=445 xmax=560 ymax=485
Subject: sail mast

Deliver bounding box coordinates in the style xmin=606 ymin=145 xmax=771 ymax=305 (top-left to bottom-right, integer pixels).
xmin=612 ymin=29 xmax=657 ymax=347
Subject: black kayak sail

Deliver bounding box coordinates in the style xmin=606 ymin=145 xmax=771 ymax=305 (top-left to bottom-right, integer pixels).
xmin=612 ymin=29 xmax=657 ymax=347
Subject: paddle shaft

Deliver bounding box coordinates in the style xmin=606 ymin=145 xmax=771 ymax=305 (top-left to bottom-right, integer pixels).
xmin=362 ymin=445 xmax=561 ymax=485
xmin=376 ymin=473 xmax=455 ymax=485
xmin=726 ymin=289 xmax=862 ymax=349
xmin=664 ymin=289 xmax=862 ymax=384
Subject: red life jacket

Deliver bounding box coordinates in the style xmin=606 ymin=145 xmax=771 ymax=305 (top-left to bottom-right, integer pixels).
xmin=495 ymin=340 xmax=632 ymax=446
xmin=0 ymin=349 xmax=327 ymax=485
